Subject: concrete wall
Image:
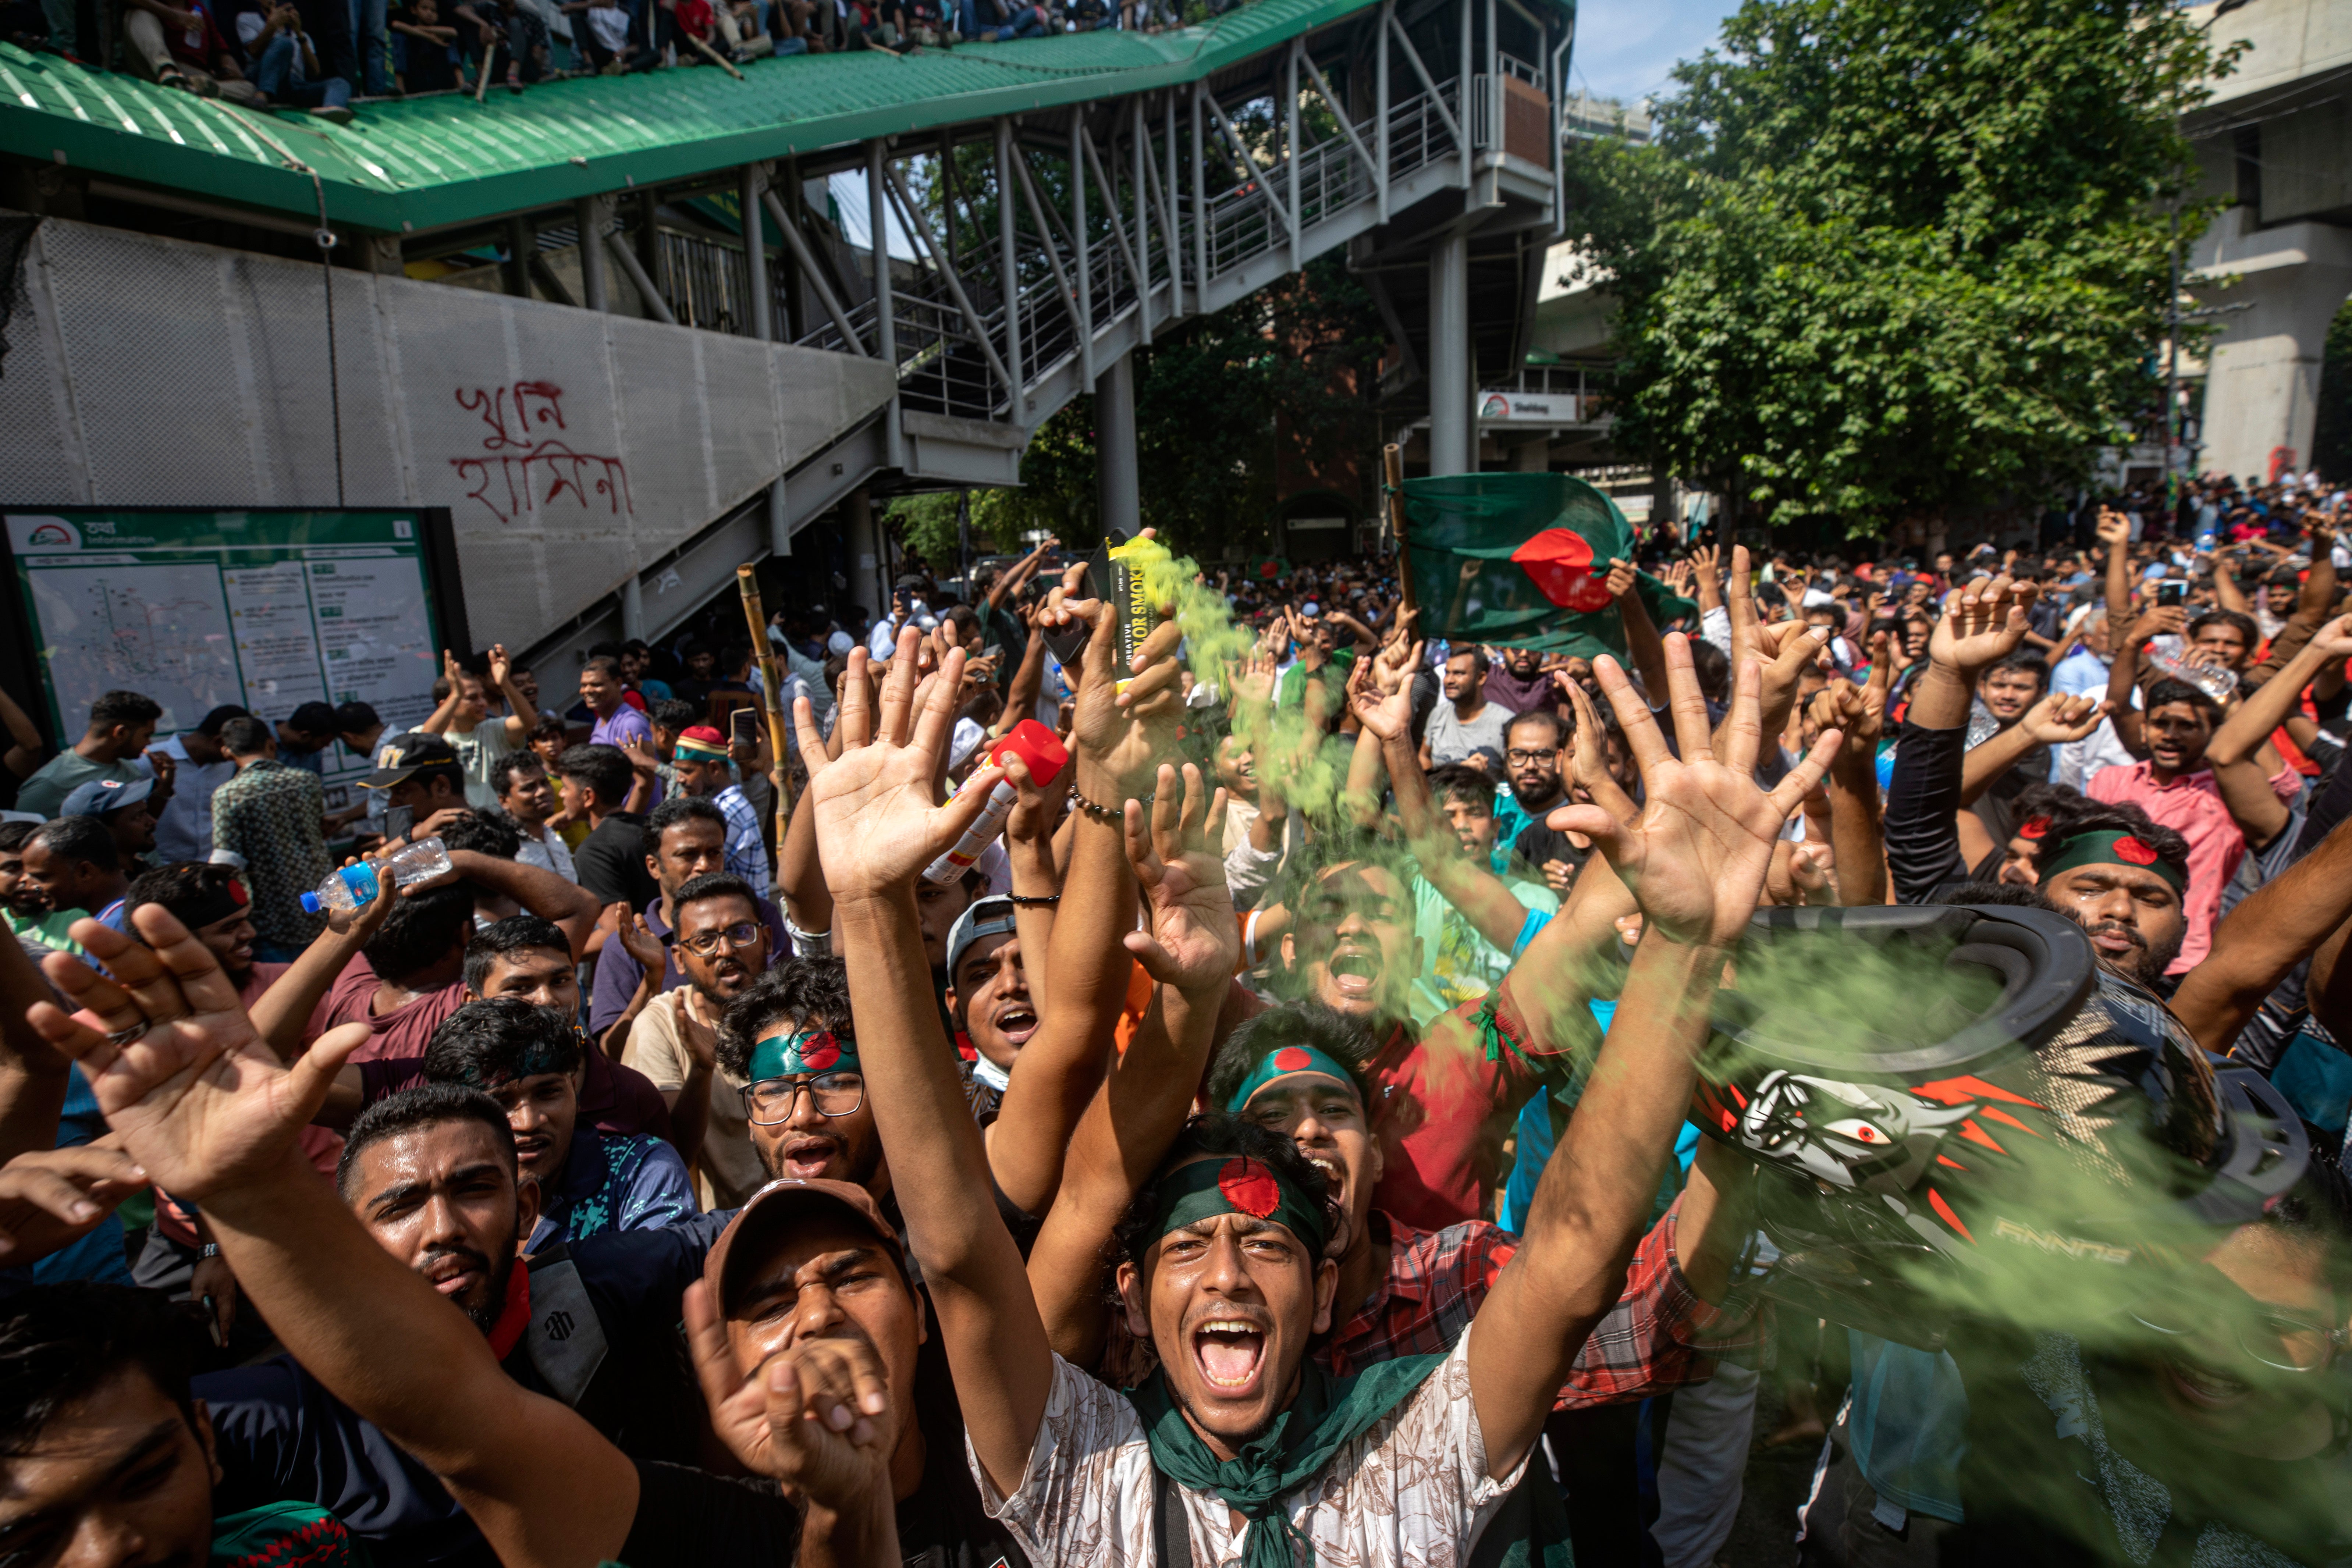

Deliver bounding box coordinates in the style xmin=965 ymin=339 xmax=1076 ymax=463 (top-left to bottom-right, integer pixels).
xmin=2183 ymin=0 xmax=2352 ymax=481
xmin=0 ymin=211 xmax=895 ymax=653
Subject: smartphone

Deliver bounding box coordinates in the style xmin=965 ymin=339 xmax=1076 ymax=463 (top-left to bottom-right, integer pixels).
xmin=729 ymin=707 xmax=760 ymax=750
xmin=2157 ymin=579 xmax=2187 ymax=607
xmin=384 ymin=803 xmax=415 ymax=845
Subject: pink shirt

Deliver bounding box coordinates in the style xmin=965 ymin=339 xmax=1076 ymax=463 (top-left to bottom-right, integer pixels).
xmin=2085 ymin=760 xmax=2299 ymax=973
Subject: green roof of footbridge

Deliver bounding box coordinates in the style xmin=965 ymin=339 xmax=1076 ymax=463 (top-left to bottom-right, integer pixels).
xmin=0 ymin=0 xmax=1567 ymax=235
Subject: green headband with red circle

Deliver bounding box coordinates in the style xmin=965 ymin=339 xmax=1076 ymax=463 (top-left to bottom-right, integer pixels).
xmin=1224 ymin=1044 xmax=1360 ymax=1114
xmin=2039 ymin=829 xmax=2186 ymax=894
xmin=749 ymin=1028 xmax=858 ymax=1081
xmin=1149 ymin=1151 xmax=1329 ymax=1256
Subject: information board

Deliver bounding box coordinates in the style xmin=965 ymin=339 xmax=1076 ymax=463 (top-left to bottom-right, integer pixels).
xmin=3 ymin=509 xmax=466 ymax=807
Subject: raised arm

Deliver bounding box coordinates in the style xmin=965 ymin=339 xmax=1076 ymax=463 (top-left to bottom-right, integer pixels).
xmin=1884 ymin=576 xmax=2035 ymax=900
xmin=2171 ymin=811 xmax=2352 ymax=1056
xmin=1467 ymin=638 xmax=1839 ymax=1480
xmin=418 ymin=651 xmax=468 ymax=736
xmin=986 ymin=586 xmax=1184 ymax=1217
xmin=2098 ymin=508 xmax=2134 ymax=631
xmin=1958 ymin=691 xmax=2110 ymax=806
xmin=794 ymin=633 xmax=1056 ymax=1498
xmin=31 ymin=915 xmax=642 ymax=1568
xmin=489 ymin=643 xmax=539 ymax=742
xmin=0 ymin=933 xmax=70 ymax=1168
xmin=1609 ymin=557 xmax=1672 ymax=707
xmin=2205 ymin=615 xmax=2352 ymax=849
xmin=1816 ymin=646 xmax=1891 ymax=907
xmin=445 ymin=847 xmax=606 ymax=957
xmin=1028 ymin=764 xmax=1236 ymax=1368
xmin=1353 ymin=649 xmax=1534 ymax=954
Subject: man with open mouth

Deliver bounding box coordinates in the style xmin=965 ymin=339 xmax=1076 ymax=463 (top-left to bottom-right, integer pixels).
xmin=942 ymin=895 xmax=1034 ymax=1126
xmin=797 ymin=604 xmax=1836 ymax=1565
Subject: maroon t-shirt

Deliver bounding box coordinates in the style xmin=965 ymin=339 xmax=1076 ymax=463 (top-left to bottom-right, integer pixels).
xmin=328 ymin=953 xmax=674 ymax=1143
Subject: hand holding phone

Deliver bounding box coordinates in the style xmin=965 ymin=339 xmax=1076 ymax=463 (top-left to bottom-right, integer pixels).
xmin=2157 ymin=579 xmax=2188 ymax=608
xmin=729 ymin=707 xmax=761 ymax=751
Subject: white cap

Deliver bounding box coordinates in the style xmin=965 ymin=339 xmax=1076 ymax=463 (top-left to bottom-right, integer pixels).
xmin=828 ymin=630 xmax=855 ymax=657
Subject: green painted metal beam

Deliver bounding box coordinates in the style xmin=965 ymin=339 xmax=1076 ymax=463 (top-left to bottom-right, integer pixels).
xmin=0 ymin=0 xmax=1567 ymax=235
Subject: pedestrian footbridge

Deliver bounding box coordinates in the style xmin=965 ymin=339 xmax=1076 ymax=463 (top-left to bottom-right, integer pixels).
xmin=0 ymin=0 xmax=1573 ymax=665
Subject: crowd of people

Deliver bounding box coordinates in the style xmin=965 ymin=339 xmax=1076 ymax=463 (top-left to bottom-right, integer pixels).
xmin=1 ymin=483 xmax=2351 ymax=1568
xmin=6 ymin=0 xmax=1224 ymax=128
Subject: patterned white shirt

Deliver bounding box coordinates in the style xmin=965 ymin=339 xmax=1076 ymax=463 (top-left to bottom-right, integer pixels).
xmin=971 ymin=1325 xmax=1522 ymax=1568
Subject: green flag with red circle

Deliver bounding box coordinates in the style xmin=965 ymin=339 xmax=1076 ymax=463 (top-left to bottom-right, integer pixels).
xmin=1401 ymin=472 xmax=1695 ymax=661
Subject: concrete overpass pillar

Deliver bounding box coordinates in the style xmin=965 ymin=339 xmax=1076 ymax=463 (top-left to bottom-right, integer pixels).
xmin=2193 ymin=211 xmax=2352 ymax=481
xmin=1428 ymin=231 xmax=1472 ymax=476
xmin=1096 ymin=353 xmax=1140 ymax=540
xmin=847 ymin=487 xmax=885 ymax=622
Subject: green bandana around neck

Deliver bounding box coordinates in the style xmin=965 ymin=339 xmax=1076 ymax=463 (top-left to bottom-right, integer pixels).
xmin=1128 ymin=1352 xmax=1442 ymax=1568
xmin=1148 ymin=1152 xmax=1328 ymax=1259
xmin=1225 ymin=1045 xmax=1360 ymax=1116
xmin=749 ymin=1027 xmax=858 ymax=1081
xmin=2040 ymin=829 xmax=2187 ymax=894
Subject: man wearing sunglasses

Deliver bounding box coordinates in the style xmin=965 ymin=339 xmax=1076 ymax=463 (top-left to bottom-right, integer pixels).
xmin=623 ymin=872 xmax=775 ymax=1210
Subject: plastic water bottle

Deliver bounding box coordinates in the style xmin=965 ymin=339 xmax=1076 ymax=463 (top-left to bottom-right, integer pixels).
xmin=2145 ymin=634 xmax=2238 ymax=703
xmin=300 ymin=836 xmax=454 ymax=915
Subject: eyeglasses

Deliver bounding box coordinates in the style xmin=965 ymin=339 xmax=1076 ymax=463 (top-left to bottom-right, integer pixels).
xmin=668 ymin=921 xmax=762 ymax=958
xmin=1504 ymin=749 xmax=1558 ymax=765
xmin=746 ymin=1071 xmax=865 ymax=1124
xmin=2129 ymin=1286 xmax=2350 ymax=1373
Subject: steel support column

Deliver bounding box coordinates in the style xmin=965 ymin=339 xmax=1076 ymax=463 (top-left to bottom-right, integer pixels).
xmin=1095 ymin=353 xmax=1140 ymax=541
xmin=741 ymin=163 xmax=773 ymax=343
xmin=575 ymin=196 xmax=609 ymax=312
xmin=997 ymin=118 xmax=1023 ymax=402
xmin=621 ymin=573 xmax=645 ymax=640
xmin=868 ymin=141 xmax=902 ymax=469
xmin=1428 ymin=230 xmax=1471 ymax=476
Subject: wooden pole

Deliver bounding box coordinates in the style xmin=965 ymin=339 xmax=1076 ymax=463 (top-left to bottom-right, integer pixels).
xmin=686 ymin=30 xmax=746 ymax=78
xmin=736 ymin=566 xmax=795 ymax=863
xmin=1383 ymin=442 xmax=1415 ymax=620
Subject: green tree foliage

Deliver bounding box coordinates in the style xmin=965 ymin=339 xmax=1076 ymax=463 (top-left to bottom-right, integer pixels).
xmin=1563 ymin=0 xmax=2236 ymax=535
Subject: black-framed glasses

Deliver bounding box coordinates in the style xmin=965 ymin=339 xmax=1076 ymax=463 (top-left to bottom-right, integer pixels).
xmin=668 ymin=921 xmax=762 ymax=958
xmin=2128 ymin=1286 xmax=2350 ymax=1373
xmin=746 ymin=1071 xmax=864 ymax=1124
xmin=1504 ymin=749 xmax=1558 ymax=765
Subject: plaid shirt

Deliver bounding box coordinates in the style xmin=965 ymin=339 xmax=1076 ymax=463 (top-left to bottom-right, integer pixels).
xmin=713 ymin=783 xmax=770 ymax=890
xmin=1319 ymin=1198 xmax=1743 ymax=1408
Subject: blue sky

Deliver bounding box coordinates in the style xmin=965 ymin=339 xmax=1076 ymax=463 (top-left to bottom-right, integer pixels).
xmin=1566 ymin=0 xmax=1742 ymax=107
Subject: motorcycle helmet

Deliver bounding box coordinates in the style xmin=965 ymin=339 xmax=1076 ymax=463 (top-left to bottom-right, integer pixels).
xmin=1693 ymin=904 xmax=2308 ymax=1351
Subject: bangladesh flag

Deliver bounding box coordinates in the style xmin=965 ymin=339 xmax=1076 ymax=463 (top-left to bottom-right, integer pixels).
xmin=1402 ymin=472 xmax=1697 ymax=661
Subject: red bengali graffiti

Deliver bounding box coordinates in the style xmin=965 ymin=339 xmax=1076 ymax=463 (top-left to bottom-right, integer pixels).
xmin=448 ymin=381 xmax=632 ymax=524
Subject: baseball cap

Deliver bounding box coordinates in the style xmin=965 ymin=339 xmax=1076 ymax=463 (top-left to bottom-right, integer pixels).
xmin=944 ymin=894 xmax=1017 ymax=981
xmin=358 ymin=733 xmax=463 ymax=790
xmin=61 ymin=776 xmax=156 ymax=818
xmin=703 ymin=1177 xmax=905 ymax=1312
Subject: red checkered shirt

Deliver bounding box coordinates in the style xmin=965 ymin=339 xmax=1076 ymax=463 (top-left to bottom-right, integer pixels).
xmin=1318 ymin=1195 xmax=1744 ymax=1407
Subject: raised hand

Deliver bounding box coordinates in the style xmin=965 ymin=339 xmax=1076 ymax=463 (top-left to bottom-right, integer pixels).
xmin=1549 ymin=637 xmax=1840 ymax=949
xmin=684 ymin=1279 xmax=893 ymax=1510
xmin=2127 ymin=603 xmax=2188 ymax=646
xmin=26 ymin=910 xmax=371 ymax=1203
xmin=1067 ymin=593 xmax=1184 ymax=796
xmin=793 ymin=632 xmax=1005 ymax=906
xmin=2018 ymin=691 xmax=2111 ymax=746
xmin=1605 ymin=557 xmax=1637 ymax=600
xmin=1556 ymin=677 xmax=1639 ymax=828
xmin=1349 ymin=641 xmax=1421 ymax=743
xmin=1929 ymin=574 xmax=2035 ymax=679
xmin=1121 ymin=762 xmax=1236 ymax=996
xmin=2096 ymin=508 xmax=2131 ymax=550
xmin=0 ymin=1144 xmax=150 ymax=1265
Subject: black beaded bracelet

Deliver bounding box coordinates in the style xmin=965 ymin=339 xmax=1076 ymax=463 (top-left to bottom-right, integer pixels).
xmin=1068 ymin=785 xmax=1132 ymax=821
xmin=1007 ymin=892 xmax=1061 ymax=906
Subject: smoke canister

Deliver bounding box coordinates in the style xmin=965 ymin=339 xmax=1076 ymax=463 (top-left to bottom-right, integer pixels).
xmin=921 ymin=719 xmax=1071 ymax=885
xmin=1108 ymin=532 xmax=1172 ymax=693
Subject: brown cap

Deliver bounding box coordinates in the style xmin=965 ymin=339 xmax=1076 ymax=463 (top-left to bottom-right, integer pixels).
xmin=703 ymin=1177 xmax=903 ymax=1312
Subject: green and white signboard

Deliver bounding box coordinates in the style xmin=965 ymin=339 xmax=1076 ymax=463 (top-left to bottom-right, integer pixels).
xmin=4 ymin=509 xmax=466 ymax=805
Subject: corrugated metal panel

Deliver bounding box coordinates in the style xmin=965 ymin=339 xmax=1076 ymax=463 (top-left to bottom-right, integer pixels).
xmin=0 ymin=0 xmax=1570 ymax=233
